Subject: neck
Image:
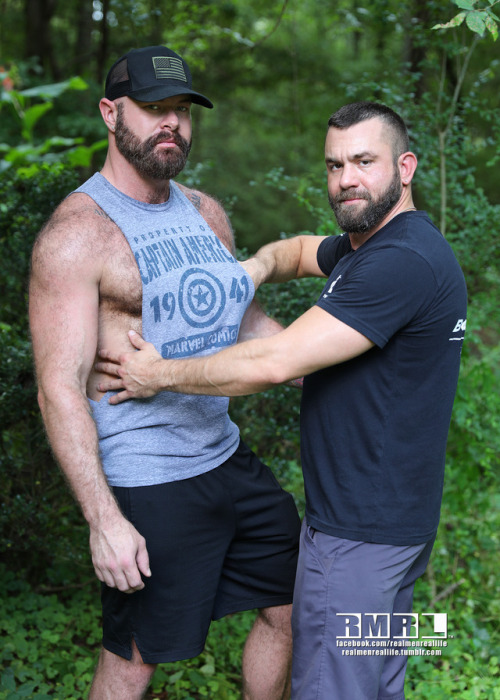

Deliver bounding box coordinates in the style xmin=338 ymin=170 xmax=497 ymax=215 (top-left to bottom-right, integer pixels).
xmin=349 ymin=196 xmax=416 ymax=250
xmin=100 ymin=152 xmax=171 ymax=204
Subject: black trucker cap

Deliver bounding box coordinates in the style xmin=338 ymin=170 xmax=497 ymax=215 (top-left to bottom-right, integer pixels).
xmin=105 ymin=45 xmax=213 ymax=108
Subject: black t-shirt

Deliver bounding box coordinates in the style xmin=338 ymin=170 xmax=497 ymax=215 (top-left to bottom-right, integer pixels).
xmin=300 ymin=211 xmax=467 ymax=545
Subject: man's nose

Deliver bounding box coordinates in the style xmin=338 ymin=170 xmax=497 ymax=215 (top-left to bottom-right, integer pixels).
xmin=161 ymin=109 xmax=179 ymax=130
xmin=339 ymin=163 xmax=359 ymax=189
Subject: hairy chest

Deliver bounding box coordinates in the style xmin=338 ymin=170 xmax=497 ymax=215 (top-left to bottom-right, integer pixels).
xmin=98 ymin=223 xmax=143 ymax=318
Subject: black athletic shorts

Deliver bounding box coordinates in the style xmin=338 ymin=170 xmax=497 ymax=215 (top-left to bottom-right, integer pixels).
xmin=101 ymin=439 xmax=301 ymax=663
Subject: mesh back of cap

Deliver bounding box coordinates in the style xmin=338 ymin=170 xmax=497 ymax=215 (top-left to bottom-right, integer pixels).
xmin=105 ymin=57 xmax=130 ymax=99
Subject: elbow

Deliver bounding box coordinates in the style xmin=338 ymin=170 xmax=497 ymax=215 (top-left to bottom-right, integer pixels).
xmin=37 ymin=387 xmax=46 ymax=414
xmin=36 ymin=382 xmax=58 ymax=420
xmin=260 ymin=360 xmax=294 ymax=388
xmin=36 ymin=376 xmax=85 ymax=419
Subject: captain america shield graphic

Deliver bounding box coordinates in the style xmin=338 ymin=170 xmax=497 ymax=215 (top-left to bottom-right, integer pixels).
xmin=178 ymin=268 xmax=226 ymax=328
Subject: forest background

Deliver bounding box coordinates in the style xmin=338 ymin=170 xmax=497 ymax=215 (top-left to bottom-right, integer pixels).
xmin=0 ymin=0 xmax=499 ymax=698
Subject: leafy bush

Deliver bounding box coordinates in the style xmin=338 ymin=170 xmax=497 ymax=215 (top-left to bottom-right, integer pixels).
xmin=0 ymin=166 xmax=90 ymax=585
xmin=0 ymin=72 xmax=106 ymax=173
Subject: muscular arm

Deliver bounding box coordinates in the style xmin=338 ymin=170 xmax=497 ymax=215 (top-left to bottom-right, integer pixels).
xmin=237 ymin=235 xmax=329 ymax=344
xmin=241 ymin=235 xmax=328 ymax=289
xmin=97 ymin=306 xmax=374 ymax=401
xmin=29 ymin=201 xmax=150 ymax=592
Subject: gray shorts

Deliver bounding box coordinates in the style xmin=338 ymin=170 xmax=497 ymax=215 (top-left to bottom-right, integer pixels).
xmin=291 ymin=521 xmax=434 ymax=700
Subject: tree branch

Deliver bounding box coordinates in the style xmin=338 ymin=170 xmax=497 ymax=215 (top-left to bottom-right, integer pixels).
xmin=430 ymin=577 xmax=466 ymax=607
xmin=251 ymin=0 xmax=290 ymax=49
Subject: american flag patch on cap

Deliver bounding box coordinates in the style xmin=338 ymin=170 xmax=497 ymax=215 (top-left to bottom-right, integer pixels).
xmin=152 ymin=56 xmax=187 ymax=82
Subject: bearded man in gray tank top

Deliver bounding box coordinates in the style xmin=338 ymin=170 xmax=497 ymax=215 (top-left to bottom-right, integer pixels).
xmin=29 ymin=45 xmax=300 ymax=700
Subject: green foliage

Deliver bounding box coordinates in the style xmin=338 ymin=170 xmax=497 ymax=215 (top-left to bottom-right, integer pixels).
xmin=0 ymin=166 xmax=91 ymax=585
xmin=0 ymin=566 xmax=100 ymax=700
xmin=0 ymin=71 xmax=106 ymax=173
xmin=0 ymin=165 xmax=80 ymax=326
xmin=0 ymin=561 xmax=253 ymax=700
xmin=433 ymin=0 xmax=500 ymax=40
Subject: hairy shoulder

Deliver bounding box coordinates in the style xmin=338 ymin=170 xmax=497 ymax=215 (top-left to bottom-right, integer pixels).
xmin=31 ymin=193 xmax=118 ymax=277
xmin=177 ymin=183 xmax=235 ymax=253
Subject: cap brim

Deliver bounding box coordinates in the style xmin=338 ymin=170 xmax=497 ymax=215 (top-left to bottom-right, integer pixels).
xmin=128 ymin=85 xmax=213 ymax=108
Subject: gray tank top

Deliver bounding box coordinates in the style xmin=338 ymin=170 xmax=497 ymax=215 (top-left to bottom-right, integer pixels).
xmin=77 ymin=173 xmax=254 ymax=486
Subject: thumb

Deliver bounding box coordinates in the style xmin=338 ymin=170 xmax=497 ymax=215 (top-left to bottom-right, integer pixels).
xmin=136 ymin=541 xmax=151 ymax=578
xmin=128 ymin=329 xmax=147 ymax=350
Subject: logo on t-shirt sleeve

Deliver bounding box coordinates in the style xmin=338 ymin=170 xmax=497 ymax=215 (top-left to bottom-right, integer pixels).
xmin=449 ymin=317 xmax=466 ymax=341
xmin=323 ymin=274 xmax=342 ymax=298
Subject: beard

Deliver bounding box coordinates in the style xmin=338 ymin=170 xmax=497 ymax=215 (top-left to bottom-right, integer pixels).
xmin=114 ymin=105 xmax=191 ymax=181
xmin=329 ymin=166 xmax=402 ymax=234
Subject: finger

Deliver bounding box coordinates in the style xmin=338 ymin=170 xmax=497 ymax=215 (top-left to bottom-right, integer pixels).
xmin=97 ymin=566 xmax=119 ymax=590
xmin=97 ymin=378 xmax=126 ymax=393
xmin=108 ymin=390 xmax=133 ymax=405
xmin=123 ymin=579 xmax=145 ymax=594
xmin=111 ymin=568 xmax=139 ymax=593
xmin=128 ymin=330 xmax=148 ymax=350
xmin=93 ymin=564 xmax=106 ymax=584
xmin=98 ymin=348 xmax=122 ymax=363
xmin=95 ymin=360 xmax=122 ymax=376
xmin=121 ymin=563 xmax=146 ymax=593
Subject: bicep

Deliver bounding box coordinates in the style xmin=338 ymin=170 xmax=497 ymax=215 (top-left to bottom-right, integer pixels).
xmin=30 ymin=243 xmax=100 ymax=394
xmin=296 ymin=235 xmax=329 ymax=278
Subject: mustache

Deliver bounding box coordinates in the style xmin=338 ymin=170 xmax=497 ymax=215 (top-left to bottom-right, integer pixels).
xmin=148 ymin=132 xmax=190 ymax=150
xmin=334 ymin=189 xmax=370 ymax=203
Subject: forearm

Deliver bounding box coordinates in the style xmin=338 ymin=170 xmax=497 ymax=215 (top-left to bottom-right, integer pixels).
xmin=146 ymin=336 xmax=293 ymax=398
xmin=100 ymin=308 xmax=374 ymax=404
xmin=246 ymin=235 xmax=327 ymax=288
xmin=38 ymin=383 xmax=121 ymax=527
xmin=247 ymin=237 xmax=305 ymax=287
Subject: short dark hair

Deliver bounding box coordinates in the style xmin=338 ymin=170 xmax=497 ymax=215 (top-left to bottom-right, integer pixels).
xmin=328 ymin=101 xmax=410 ymax=158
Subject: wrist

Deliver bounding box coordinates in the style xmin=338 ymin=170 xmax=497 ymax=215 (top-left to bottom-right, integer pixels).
xmin=84 ymin=493 xmax=123 ymax=529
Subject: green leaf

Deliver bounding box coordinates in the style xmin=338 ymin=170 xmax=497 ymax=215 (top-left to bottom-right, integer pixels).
xmin=0 ymin=669 xmax=16 ymax=691
xmin=485 ymin=15 xmax=499 ymax=39
xmin=169 ymin=670 xmax=185 ymax=683
xmin=453 ymin=0 xmax=476 ymax=10
xmin=67 ymin=76 xmax=88 ymax=91
xmin=19 ymin=78 xmax=87 ymax=99
xmin=0 ymin=88 xmax=22 ymax=107
xmin=466 ymin=10 xmax=486 ymax=35
xmin=21 ymin=103 xmax=53 ymax=140
xmin=432 ymin=12 xmax=466 ymax=30
xmin=454 ymin=0 xmax=476 ymax=9
xmin=66 ymin=139 xmax=107 ymax=167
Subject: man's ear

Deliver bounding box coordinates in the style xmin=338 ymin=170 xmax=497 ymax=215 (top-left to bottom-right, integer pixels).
xmin=99 ymin=98 xmax=118 ymax=133
xmin=399 ymin=151 xmax=418 ymax=186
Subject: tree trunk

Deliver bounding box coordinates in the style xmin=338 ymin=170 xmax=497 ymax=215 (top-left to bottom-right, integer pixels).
xmin=73 ymin=0 xmax=94 ymax=76
xmin=96 ymin=0 xmax=110 ymax=85
xmin=24 ymin=0 xmax=59 ymax=79
xmin=403 ymin=0 xmax=433 ymax=102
